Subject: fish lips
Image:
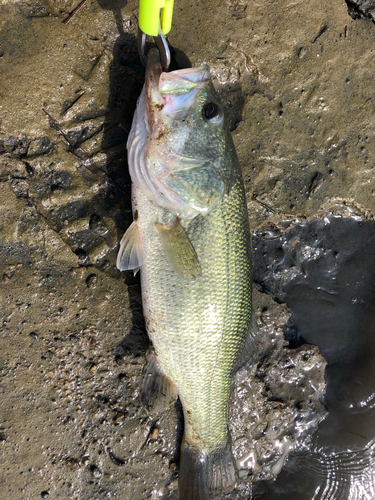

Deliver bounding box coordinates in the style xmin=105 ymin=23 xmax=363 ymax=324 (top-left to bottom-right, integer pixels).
xmin=145 ymin=48 xmax=211 ymax=121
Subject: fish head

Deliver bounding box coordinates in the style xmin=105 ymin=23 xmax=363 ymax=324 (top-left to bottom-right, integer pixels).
xmin=147 ymin=54 xmax=228 ymax=160
xmin=129 ymin=48 xmax=236 ymax=216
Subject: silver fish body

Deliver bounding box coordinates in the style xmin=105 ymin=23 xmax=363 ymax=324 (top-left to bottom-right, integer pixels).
xmin=117 ymin=49 xmax=254 ymax=500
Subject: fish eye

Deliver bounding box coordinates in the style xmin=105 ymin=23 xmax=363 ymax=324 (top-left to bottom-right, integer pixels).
xmin=202 ymin=102 xmax=223 ymax=123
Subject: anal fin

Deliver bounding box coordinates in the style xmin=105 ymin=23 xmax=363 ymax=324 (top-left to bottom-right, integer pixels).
xmin=141 ymin=351 xmax=178 ymax=414
xmin=233 ymin=312 xmax=259 ymax=373
xmin=155 ymin=216 xmax=201 ymax=279
xmin=116 ymin=220 xmax=143 ymax=272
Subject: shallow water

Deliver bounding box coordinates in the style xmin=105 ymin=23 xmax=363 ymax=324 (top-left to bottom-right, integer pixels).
xmin=252 ymin=214 xmax=375 ymax=499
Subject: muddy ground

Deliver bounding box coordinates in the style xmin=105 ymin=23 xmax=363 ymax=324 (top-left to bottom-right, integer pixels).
xmin=1 ymin=0 xmax=375 ymax=499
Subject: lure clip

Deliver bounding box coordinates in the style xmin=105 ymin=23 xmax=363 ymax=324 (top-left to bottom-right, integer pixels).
xmin=139 ymin=0 xmax=174 ymax=36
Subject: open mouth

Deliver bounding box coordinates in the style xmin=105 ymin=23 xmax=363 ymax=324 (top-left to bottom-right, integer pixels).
xmin=145 ymin=48 xmax=211 ymax=112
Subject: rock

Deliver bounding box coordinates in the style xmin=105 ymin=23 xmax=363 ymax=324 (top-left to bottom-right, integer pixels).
xmin=27 ymin=137 xmax=52 ymax=157
xmin=345 ymin=0 xmax=375 ymax=20
xmin=86 ymin=273 xmax=98 ymax=289
xmin=3 ymin=135 xmax=29 ymax=156
xmin=89 ymin=214 xmax=108 ymax=235
xmin=0 ymin=155 xmax=9 ymax=180
xmin=6 ymin=159 xmax=28 ymax=179
xmin=10 ymin=179 xmax=29 ymax=198
xmin=89 ymin=464 xmax=102 ymax=478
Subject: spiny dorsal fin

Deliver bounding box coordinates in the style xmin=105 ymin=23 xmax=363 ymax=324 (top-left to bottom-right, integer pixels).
xmin=116 ymin=220 xmax=144 ymax=272
xmin=155 ymin=216 xmax=201 ymax=279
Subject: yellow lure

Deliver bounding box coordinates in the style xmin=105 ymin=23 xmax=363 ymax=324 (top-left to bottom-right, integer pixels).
xmin=139 ymin=0 xmax=175 ymax=36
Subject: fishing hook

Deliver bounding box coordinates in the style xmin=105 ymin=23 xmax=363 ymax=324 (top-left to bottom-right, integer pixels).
xmin=138 ymin=24 xmax=171 ymax=70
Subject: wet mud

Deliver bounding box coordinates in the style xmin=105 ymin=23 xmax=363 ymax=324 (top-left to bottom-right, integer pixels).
xmin=1 ymin=0 xmax=375 ymax=499
xmin=252 ymin=214 xmax=375 ymax=499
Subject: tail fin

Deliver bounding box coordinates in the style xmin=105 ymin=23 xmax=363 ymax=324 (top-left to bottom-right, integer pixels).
xmin=178 ymin=440 xmax=236 ymax=500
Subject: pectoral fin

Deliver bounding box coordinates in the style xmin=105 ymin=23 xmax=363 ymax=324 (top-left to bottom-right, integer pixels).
xmin=156 ymin=216 xmax=201 ymax=279
xmin=141 ymin=352 xmax=178 ymax=414
xmin=116 ymin=220 xmax=144 ymax=272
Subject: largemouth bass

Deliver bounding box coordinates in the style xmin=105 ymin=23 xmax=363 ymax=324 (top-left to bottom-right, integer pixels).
xmin=117 ymin=48 xmax=255 ymax=500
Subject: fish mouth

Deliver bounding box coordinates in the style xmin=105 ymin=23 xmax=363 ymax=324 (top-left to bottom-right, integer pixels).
xmin=145 ymin=48 xmax=211 ymax=110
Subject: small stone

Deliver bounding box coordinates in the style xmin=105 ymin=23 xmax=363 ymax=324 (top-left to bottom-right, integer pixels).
xmin=150 ymin=428 xmax=159 ymax=439
xmin=115 ymin=355 xmax=123 ymax=366
xmin=89 ymin=214 xmax=108 ymax=235
xmin=29 ymin=331 xmax=39 ymax=341
xmin=86 ymin=274 xmax=98 ymax=289
xmin=4 ymin=135 xmax=19 ymax=152
xmin=113 ymin=412 xmax=124 ymax=423
xmin=41 ymin=491 xmax=49 ymax=499
xmin=4 ymin=134 xmax=29 ymax=155
xmin=27 ymin=137 xmax=52 ymax=156
xmin=74 ymin=248 xmax=89 ymax=266
xmin=66 ymin=458 xmax=79 ymax=471
xmin=90 ymin=338 xmax=96 ymax=346
xmin=308 ymin=172 xmax=324 ymax=197
xmin=10 ymin=179 xmax=29 ymax=198
xmin=90 ymin=364 xmax=97 ymax=372
xmin=6 ymin=159 xmax=27 ymax=178
xmin=89 ymin=464 xmax=102 ymax=478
